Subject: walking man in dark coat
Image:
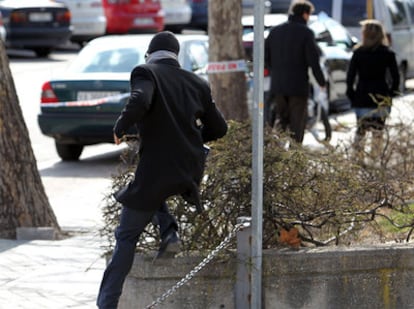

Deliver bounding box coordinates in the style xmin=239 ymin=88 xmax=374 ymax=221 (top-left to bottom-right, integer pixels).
xmin=264 ymin=0 xmax=326 ymax=143
xmin=97 ymin=31 xmax=228 ymax=309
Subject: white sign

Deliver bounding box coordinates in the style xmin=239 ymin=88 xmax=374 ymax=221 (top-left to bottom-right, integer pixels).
xmin=206 ymin=60 xmax=246 ymax=74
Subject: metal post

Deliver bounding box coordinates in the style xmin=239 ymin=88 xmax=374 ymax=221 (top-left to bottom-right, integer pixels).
xmin=252 ymin=0 xmax=265 ymax=308
xmin=366 ymin=0 xmax=374 ymax=19
xmin=236 ymin=217 xmax=252 ymax=309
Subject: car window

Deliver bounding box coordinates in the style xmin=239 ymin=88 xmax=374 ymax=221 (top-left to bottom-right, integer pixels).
xmin=69 ymin=46 xmax=144 ymax=73
xmin=243 ymin=26 xmax=254 ymax=36
xmin=341 ymin=0 xmax=369 ymax=27
xmin=185 ymin=41 xmax=208 ymax=71
xmin=309 ymin=15 xmax=354 ymax=49
xmin=309 ymin=20 xmax=332 ymax=44
xmin=385 ymin=0 xmax=410 ymax=27
xmin=308 ymin=0 xmax=332 ymax=15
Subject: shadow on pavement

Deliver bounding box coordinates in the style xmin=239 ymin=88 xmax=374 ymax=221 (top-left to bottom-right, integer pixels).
xmin=0 ymin=239 xmax=29 ymax=253
xmin=39 ymin=148 xmax=124 ymax=178
xmin=7 ymin=44 xmax=80 ymax=61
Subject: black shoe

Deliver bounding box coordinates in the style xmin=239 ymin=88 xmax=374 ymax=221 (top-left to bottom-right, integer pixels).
xmin=155 ymin=231 xmax=181 ymax=259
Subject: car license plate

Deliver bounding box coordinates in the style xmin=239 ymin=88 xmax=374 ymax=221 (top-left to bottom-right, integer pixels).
xmin=77 ymin=91 xmax=120 ymax=101
xmin=166 ymin=12 xmax=185 ymax=23
xmin=29 ymin=12 xmax=52 ymax=22
xmin=133 ymin=18 xmax=154 ymax=25
xmin=264 ymin=76 xmax=271 ymax=92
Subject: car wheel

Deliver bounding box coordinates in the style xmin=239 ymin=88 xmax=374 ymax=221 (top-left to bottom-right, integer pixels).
xmin=34 ymin=47 xmax=52 ymax=58
xmin=55 ymin=142 xmax=84 ymax=161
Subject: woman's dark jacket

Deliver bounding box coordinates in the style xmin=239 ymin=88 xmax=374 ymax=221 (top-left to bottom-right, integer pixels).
xmin=264 ymin=14 xmax=326 ymax=96
xmin=113 ymin=58 xmax=228 ymax=211
xmin=346 ymin=44 xmax=399 ymax=108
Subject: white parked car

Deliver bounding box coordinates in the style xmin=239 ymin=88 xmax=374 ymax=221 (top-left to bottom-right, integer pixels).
xmin=160 ymin=0 xmax=192 ymax=33
xmin=54 ymin=0 xmax=106 ymax=45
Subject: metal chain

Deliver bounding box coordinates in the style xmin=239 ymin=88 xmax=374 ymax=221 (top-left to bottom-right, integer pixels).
xmin=145 ymin=221 xmax=249 ymax=309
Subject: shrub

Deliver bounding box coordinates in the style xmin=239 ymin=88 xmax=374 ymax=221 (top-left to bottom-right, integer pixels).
xmin=100 ymin=120 xmax=414 ymax=254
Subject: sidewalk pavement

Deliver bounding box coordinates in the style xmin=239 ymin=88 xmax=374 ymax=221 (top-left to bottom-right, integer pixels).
xmin=0 ymin=233 xmax=105 ymax=309
xmin=0 ymin=158 xmax=112 ymax=308
xmin=0 ymin=201 xmax=107 ymax=309
xmin=0 ymin=96 xmax=412 ymax=309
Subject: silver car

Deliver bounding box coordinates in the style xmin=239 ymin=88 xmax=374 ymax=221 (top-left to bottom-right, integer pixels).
xmin=161 ymin=0 xmax=192 ymax=33
xmin=54 ymin=0 xmax=106 ymax=45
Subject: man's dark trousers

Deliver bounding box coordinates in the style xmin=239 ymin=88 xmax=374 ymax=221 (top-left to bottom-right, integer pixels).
xmin=273 ymin=95 xmax=308 ymax=143
xmin=97 ymin=202 xmax=177 ymax=308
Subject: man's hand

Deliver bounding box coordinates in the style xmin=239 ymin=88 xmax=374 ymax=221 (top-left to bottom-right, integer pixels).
xmin=114 ymin=133 xmax=122 ymax=145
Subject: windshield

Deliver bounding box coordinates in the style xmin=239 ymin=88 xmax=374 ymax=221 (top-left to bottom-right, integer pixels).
xmin=68 ymin=45 xmax=145 ymax=73
xmin=309 ymin=14 xmax=354 ymax=49
xmin=68 ymin=38 xmax=209 ymax=74
xmin=184 ymin=40 xmax=208 ymax=71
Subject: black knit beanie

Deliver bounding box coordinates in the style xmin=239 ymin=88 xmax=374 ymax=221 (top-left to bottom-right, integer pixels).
xmin=147 ymin=31 xmax=180 ymax=55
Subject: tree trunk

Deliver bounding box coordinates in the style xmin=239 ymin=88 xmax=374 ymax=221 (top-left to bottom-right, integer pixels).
xmin=209 ymin=0 xmax=249 ymax=121
xmin=0 ymin=41 xmax=60 ymax=239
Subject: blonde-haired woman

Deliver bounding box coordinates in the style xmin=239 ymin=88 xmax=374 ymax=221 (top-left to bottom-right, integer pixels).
xmin=346 ymin=19 xmax=399 ymax=154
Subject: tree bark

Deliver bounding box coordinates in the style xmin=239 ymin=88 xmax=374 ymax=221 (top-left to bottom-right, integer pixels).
xmin=0 ymin=41 xmax=60 ymax=239
xmin=209 ymin=0 xmax=249 ymax=121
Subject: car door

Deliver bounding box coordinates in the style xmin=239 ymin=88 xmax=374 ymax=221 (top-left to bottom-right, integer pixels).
xmin=402 ymin=0 xmax=414 ymax=79
xmin=382 ymin=0 xmax=414 ymax=89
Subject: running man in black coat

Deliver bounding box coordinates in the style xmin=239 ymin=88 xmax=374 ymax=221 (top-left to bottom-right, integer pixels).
xmin=97 ymin=31 xmax=228 ymax=309
xmin=264 ymin=0 xmax=326 ymax=143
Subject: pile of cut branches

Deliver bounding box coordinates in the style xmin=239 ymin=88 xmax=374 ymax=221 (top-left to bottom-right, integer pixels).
xmin=100 ymin=119 xmax=414 ymax=254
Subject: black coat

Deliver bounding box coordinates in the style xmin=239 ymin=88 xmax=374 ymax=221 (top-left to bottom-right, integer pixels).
xmin=346 ymin=45 xmax=399 ymax=108
xmin=264 ymin=15 xmax=326 ymax=96
xmin=113 ymin=58 xmax=228 ymax=211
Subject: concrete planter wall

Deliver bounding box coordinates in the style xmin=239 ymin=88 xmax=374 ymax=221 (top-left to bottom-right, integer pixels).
xmin=119 ymin=243 xmax=414 ymax=309
xmin=119 ymin=254 xmax=236 ymax=308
